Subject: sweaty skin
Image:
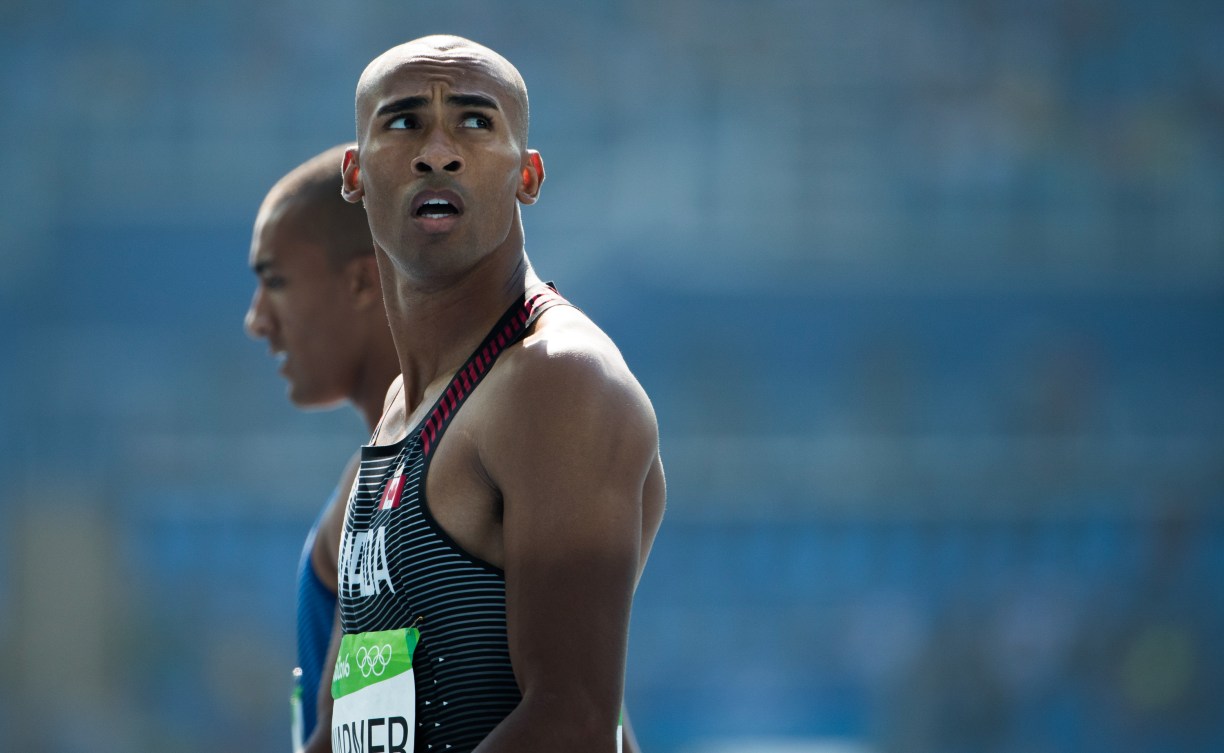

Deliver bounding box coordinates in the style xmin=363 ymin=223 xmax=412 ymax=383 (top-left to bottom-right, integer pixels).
xmin=340 ymin=36 xmax=664 ymax=753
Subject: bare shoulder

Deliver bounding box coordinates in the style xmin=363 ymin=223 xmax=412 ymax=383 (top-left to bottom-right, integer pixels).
xmin=526 ymin=306 xmax=649 ymax=397
xmin=475 ymin=305 xmax=659 ymax=490
xmin=498 ymin=306 xmax=656 ymax=443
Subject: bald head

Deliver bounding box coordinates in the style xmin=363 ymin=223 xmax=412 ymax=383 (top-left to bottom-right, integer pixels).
xmin=355 ymin=35 xmax=530 ymax=149
xmin=259 ymin=143 xmax=374 ymax=269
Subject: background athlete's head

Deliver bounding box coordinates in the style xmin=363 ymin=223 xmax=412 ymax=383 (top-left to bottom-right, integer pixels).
xmin=245 ymin=144 xmax=397 ymax=412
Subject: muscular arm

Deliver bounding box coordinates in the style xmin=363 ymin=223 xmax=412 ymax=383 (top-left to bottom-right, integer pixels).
xmin=474 ymin=330 xmax=663 ymax=753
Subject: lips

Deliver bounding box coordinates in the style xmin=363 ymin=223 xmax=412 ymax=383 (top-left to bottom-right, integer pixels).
xmin=410 ymin=189 xmax=465 ymax=225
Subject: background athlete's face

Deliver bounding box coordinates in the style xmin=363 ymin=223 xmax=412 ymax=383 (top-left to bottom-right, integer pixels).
xmin=245 ymin=202 xmax=367 ymax=409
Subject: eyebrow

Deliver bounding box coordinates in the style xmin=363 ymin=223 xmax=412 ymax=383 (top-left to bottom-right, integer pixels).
xmin=375 ymin=93 xmax=500 ymax=118
xmin=253 ymin=260 xmax=275 ymax=275
xmin=376 ymin=95 xmax=429 ymax=117
xmin=448 ymin=93 xmax=499 ymax=110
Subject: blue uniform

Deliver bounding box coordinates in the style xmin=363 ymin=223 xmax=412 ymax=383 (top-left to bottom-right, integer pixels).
xmin=294 ymin=489 xmax=340 ymax=742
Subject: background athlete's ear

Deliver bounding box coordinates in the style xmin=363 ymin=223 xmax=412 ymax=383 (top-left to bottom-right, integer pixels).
xmin=341 ymin=147 xmax=364 ymax=204
xmin=347 ymin=255 xmax=382 ymax=309
xmin=517 ymin=150 xmax=544 ymax=205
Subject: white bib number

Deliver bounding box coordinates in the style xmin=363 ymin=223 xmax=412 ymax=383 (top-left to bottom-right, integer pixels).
xmin=331 ymin=628 xmax=419 ymax=753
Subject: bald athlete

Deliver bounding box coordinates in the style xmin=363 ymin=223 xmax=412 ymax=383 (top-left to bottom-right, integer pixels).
xmin=328 ymin=35 xmax=664 ymax=753
xmin=243 ymin=144 xmax=399 ymax=752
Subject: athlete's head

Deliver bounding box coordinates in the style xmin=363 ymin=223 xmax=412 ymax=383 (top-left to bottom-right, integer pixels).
xmin=245 ymin=144 xmax=389 ymax=409
xmin=341 ymin=35 xmax=544 ymax=282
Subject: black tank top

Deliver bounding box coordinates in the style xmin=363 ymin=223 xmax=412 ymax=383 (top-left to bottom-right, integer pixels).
xmin=337 ymin=284 xmax=569 ymax=753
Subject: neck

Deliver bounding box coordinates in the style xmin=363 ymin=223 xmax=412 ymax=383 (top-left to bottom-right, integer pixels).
xmin=378 ymin=231 xmax=539 ymax=416
xmin=353 ymin=334 xmax=402 ymax=434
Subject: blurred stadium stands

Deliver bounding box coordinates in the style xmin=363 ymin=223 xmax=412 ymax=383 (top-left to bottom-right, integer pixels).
xmin=1 ymin=1 xmax=1221 ymax=751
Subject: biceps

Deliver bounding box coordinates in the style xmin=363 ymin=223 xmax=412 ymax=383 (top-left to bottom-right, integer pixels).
xmin=489 ymin=367 xmax=658 ymax=697
xmin=501 ymin=485 xmax=642 ymax=703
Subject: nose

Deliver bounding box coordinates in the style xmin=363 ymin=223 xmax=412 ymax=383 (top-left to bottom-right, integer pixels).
xmin=413 ymin=128 xmax=464 ymax=175
xmin=244 ymin=288 xmax=272 ymax=340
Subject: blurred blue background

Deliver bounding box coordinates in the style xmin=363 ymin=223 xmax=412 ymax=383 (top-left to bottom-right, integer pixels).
xmin=2 ymin=1 xmax=1222 ymax=751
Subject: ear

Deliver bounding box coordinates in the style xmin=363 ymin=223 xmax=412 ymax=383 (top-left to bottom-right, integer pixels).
xmin=346 ymin=254 xmax=382 ymax=309
xmin=516 ymin=150 xmax=544 ymax=205
xmin=341 ymin=146 xmax=365 ymax=204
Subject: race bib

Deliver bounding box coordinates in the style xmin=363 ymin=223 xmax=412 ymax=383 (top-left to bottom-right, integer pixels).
xmin=331 ymin=628 xmax=420 ymax=753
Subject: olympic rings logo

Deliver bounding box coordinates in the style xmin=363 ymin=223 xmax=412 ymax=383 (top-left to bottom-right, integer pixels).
xmin=355 ymin=644 xmax=393 ymax=678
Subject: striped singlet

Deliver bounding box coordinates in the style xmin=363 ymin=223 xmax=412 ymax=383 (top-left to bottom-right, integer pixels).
xmin=337 ymin=285 xmax=568 ymax=753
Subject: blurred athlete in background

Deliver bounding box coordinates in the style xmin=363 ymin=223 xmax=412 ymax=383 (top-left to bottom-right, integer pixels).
xmin=244 ymin=143 xmax=399 ymax=753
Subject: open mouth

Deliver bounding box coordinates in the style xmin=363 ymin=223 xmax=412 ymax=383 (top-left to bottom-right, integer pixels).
xmin=416 ymin=198 xmax=460 ymax=219
xmin=411 ymin=190 xmax=465 ymax=225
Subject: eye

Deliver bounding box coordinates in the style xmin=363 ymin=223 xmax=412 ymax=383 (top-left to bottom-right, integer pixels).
xmin=387 ymin=115 xmax=418 ymax=130
xmin=459 ymin=114 xmax=491 ymax=129
xmin=263 ymin=275 xmax=286 ymax=290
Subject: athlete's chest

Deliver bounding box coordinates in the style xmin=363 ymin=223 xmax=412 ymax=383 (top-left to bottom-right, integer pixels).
xmin=341 ymin=403 xmax=504 ymax=593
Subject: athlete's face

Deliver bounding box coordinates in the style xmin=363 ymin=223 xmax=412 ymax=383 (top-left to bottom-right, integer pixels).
xmin=344 ymin=45 xmax=542 ymax=280
xmin=244 ymin=201 xmax=366 ymax=409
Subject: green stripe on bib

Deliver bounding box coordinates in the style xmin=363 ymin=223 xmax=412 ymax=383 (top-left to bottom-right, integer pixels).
xmin=331 ymin=628 xmax=420 ymax=699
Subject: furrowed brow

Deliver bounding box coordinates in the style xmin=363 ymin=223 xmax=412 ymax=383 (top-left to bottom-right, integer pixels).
xmin=375 ymin=95 xmax=429 ymax=118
